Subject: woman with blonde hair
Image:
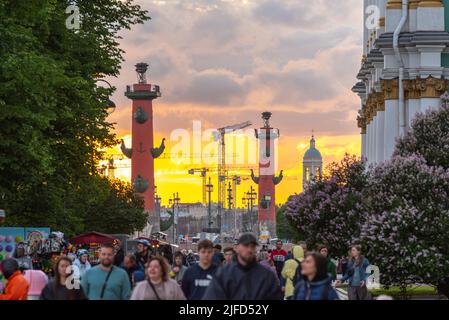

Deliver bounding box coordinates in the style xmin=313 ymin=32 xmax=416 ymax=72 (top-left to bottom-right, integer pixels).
xmin=130 ymin=255 xmax=186 ymax=300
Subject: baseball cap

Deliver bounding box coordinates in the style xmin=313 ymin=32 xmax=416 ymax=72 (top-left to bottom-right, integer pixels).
xmin=237 ymin=233 xmax=258 ymax=246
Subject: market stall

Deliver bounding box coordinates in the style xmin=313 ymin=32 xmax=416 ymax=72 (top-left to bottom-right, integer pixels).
xmin=69 ymin=232 xmax=118 ymax=265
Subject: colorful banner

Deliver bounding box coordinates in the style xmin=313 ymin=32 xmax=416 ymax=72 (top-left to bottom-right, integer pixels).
xmin=0 ymin=227 xmax=50 ymax=290
xmin=0 ymin=228 xmax=25 ymax=261
xmin=0 ymin=228 xmax=26 ymax=290
xmin=25 ymin=228 xmax=50 ymax=242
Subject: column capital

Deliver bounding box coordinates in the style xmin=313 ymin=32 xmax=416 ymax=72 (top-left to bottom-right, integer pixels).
xmin=357 ymin=111 xmax=367 ymax=134
xmin=409 ymin=0 xmax=420 ymax=9
xmin=418 ymin=0 xmax=444 ymax=7
xmin=415 ymin=76 xmax=448 ymax=98
xmin=387 ymin=0 xmax=402 ymax=9
xmin=381 ymin=79 xmax=399 ymax=100
xmin=403 ymin=79 xmax=421 ymax=99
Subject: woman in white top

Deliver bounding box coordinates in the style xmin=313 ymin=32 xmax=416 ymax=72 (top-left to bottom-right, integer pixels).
xmin=131 ymin=255 xmax=186 ymax=300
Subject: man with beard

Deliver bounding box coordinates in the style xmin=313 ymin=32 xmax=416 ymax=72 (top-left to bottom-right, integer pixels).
xmin=203 ymin=233 xmax=282 ymax=300
xmin=81 ymin=243 xmax=131 ymax=300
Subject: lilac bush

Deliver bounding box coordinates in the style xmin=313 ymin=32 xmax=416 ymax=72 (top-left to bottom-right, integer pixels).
xmin=286 ymin=102 xmax=449 ymax=288
xmin=394 ymin=100 xmax=449 ymax=169
xmin=285 ymin=154 xmax=368 ymax=257
xmin=359 ymin=155 xmax=449 ymax=287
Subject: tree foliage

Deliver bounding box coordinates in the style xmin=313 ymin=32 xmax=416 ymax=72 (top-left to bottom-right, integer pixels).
xmin=276 ymin=204 xmax=301 ymax=242
xmin=359 ymin=155 xmax=449 ymax=287
xmin=285 ymin=154 xmax=368 ymax=257
xmin=283 ymin=100 xmax=449 ymax=288
xmin=394 ymin=101 xmax=449 ymax=169
xmin=0 ymin=0 xmax=150 ymax=235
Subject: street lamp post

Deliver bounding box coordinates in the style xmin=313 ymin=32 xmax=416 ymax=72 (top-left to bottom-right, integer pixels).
xmin=206 ymin=177 xmax=214 ymax=229
xmin=246 ymin=186 xmax=257 ymax=233
xmin=242 ymin=195 xmax=249 ymax=232
xmin=227 ymin=182 xmax=233 ymax=235
xmin=154 ymin=192 xmax=162 ymax=234
xmin=169 ymin=192 xmax=180 ymax=244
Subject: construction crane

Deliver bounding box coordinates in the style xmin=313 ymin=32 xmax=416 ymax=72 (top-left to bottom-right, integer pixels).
xmin=187 ymin=167 xmax=210 ymax=205
xmin=212 ymin=121 xmax=252 ymax=224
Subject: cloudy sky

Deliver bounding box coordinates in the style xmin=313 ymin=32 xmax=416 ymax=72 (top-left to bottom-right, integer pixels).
xmin=105 ymin=0 xmax=363 ymax=205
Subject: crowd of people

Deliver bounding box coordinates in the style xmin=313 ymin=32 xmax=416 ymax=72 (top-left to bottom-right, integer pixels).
xmin=0 ymin=233 xmax=373 ymax=301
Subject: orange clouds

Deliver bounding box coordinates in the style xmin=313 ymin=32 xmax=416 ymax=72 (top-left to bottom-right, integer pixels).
xmin=101 ymin=0 xmax=364 ymax=206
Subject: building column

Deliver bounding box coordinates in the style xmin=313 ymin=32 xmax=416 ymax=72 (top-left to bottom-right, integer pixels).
xmin=384 ymin=100 xmax=399 ymax=158
xmin=404 ymin=79 xmax=421 ymax=129
xmin=366 ymin=121 xmax=372 ymax=164
xmin=302 ymin=164 xmax=307 ymax=191
xmin=409 ymin=0 xmax=420 ymax=32
xmin=382 ymin=79 xmax=400 ymax=159
xmin=386 ymin=0 xmax=403 ymax=33
xmin=417 ymin=0 xmax=444 ymax=31
xmin=376 ymin=110 xmax=385 ymax=162
xmin=378 ymin=0 xmax=387 ymax=35
xmin=361 ymin=132 xmax=367 ymax=160
xmin=372 ymin=114 xmax=378 ymax=163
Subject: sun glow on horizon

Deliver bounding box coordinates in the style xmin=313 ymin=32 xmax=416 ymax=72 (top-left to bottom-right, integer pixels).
xmin=99 ymin=131 xmax=361 ymax=206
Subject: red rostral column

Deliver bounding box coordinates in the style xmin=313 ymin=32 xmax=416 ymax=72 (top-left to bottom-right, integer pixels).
xmin=123 ymin=63 xmax=165 ymax=232
xmin=251 ymin=112 xmax=283 ymax=238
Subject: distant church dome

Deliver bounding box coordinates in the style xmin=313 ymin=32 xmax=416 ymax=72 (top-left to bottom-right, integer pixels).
xmin=302 ymin=135 xmax=323 ymax=191
xmin=303 ymin=136 xmax=322 ymax=161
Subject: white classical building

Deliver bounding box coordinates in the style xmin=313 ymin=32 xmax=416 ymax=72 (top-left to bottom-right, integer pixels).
xmin=354 ymin=0 xmax=449 ymax=164
xmin=302 ymin=135 xmax=323 ymax=190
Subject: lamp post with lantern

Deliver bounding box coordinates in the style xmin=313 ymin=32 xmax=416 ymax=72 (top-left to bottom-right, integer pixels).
xmin=206 ymin=177 xmax=214 ymax=230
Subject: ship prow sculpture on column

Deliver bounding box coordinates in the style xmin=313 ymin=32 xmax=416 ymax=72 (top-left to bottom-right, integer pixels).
xmin=124 ymin=62 xmax=165 ymax=235
xmin=250 ymin=112 xmax=283 ymax=239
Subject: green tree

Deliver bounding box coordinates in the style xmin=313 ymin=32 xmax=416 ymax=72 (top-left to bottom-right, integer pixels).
xmin=276 ymin=205 xmax=301 ymax=242
xmin=0 ymin=0 xmax=150 ymax=234
xmin=83 ymin=179 xmax=147 ymax=235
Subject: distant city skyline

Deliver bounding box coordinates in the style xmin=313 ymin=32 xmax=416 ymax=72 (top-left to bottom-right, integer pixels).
xmin=104 ymin=0 xmax=363 ymax=205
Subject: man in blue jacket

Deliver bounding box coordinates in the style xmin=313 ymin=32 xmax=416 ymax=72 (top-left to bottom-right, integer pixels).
xmin=203 ymin=233 xmax=283 ymax=300
xmin=181 ymin=239 xmax=218 ymax=300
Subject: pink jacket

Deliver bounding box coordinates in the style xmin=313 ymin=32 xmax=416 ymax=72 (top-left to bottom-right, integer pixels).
xmin=24 ymin=270 xmax=48 ymax=296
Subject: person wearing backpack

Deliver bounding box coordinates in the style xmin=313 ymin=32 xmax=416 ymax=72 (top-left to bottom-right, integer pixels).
xmin=281 ymin=245 xmax=304 ymax=299
xmin=293 ymin=252 xmax=339 ymax=300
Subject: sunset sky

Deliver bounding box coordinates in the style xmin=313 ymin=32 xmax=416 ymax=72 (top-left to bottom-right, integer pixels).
xmin=103 ymin=0 xmax=363 ymax=206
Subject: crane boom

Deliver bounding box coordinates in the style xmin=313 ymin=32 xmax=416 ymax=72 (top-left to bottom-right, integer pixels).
xmin=218 ymin=121 xmax=252 ymax=133
xmin=214 ymin=120 xmax=252 ymax=234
